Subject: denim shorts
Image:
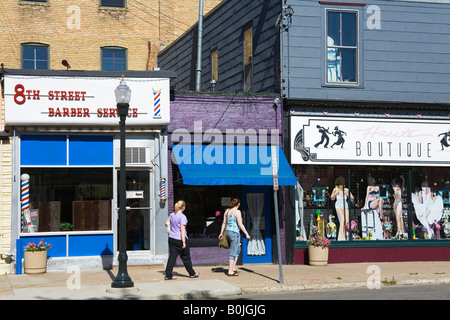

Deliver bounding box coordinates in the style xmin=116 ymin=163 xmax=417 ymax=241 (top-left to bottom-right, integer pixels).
xmin=226 ymin=230 xmax=240 ymax=260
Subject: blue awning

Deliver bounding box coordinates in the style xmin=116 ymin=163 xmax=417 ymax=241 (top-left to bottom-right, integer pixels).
xmin=172 ymin=145 xmax=296 ymax=186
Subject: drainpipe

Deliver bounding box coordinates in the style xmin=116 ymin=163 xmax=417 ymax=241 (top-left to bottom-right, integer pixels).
xmin=196 ymin=0 xmax=204 ymax=91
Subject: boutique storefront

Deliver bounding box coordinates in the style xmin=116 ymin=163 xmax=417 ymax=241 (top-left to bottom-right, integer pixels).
xmin=2 ymin=69 xmax=172 ymax=273
xmin=288 ymin=111 xmax=450 ymax=264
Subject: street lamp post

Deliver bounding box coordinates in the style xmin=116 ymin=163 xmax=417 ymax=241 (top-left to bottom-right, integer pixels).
xmin=111 ymin=76 xmax=134 ymax=288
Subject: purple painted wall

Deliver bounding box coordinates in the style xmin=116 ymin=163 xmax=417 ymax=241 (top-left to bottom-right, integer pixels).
xmin=168 ymin=94 xmax=282 ymax=134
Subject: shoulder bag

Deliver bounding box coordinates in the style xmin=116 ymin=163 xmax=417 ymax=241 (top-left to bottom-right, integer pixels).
xmin=218 ymin=210 xmax=230 ymax=249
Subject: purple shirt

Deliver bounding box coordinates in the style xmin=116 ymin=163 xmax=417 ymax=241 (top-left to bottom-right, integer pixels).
xmin=168 ymin=211 xmax=188 ymax=240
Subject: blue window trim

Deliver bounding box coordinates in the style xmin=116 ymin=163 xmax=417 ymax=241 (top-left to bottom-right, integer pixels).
xmin=20 ymin=135 xmax=113 ymax=166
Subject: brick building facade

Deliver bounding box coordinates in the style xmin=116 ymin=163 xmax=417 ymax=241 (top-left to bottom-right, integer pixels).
xmin=0 ymin=0 xmax=221 ymax=274
xmin=0 ymin=0 xmax=221 ymax=70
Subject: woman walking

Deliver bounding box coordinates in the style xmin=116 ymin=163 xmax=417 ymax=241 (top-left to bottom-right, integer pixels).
xmin=164 ymin=200 xmax=199 ymax=280
xmin=219 ymin=198 xmax=250 ymax=276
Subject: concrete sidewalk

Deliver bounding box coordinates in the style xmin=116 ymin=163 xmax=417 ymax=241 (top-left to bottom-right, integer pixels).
xmin=0 ymin=261 xmax=449 ymax=300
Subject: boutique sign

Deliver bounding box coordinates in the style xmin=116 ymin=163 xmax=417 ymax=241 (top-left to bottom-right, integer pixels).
xmin=4 ymin=74 xmax=170 ymax=126
xmin=291 ymin=116 xmax=450 ymax=166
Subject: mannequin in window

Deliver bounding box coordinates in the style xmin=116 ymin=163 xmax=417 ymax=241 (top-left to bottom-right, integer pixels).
xmin=391 ymin=175 xmax=405 ymax=237
xmin=411 ymin=179 xmax=444 ymax=239
xmin=330 ymin=176 xmax=354 ymax=241
xmin=364 ymin=176 xmax=384 ymax=221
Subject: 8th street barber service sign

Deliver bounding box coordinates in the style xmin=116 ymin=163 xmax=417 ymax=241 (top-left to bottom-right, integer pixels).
xmin=4 ymin=74 xmax=170 ymax=126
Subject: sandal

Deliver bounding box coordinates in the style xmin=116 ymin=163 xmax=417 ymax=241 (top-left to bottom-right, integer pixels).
xmin=189 ymin=272 xmax=200 ymax=278
xmin=227 ymin=273 xmax=239 ymax=277
xmin=164 ymin=276 xmax=176 ymax=280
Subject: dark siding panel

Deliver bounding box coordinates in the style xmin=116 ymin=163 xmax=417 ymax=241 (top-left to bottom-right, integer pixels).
xmin=158 ymin=0 xmax=281 ymax=93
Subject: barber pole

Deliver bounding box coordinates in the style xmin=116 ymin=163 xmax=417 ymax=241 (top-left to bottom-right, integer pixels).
xmin=160 ymin=177 xmax=166 ymax=200
xmin=152 ymin=82 xmax=162 ymax=119
xmin=20 ymin=174 xmax=30 ymax=232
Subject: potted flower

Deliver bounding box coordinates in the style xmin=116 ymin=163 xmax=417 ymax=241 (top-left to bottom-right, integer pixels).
xmin=23 ymin=239 xmax=51 ymax=274
xmin=60 ymin=222 xmax=73 ymax=231
xmin=307 ymin=227 xmax=330 ymax=266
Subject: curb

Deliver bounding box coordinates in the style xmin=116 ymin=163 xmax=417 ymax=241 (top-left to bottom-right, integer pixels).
xmin=240 ymin=277 xmax=450 ymax=295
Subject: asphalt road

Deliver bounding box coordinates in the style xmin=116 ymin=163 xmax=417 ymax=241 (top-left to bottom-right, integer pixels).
xmin=229 ymin=283 xmax=450 ymax=300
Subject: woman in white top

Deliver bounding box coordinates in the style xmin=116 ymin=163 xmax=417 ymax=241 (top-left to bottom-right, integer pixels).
xmin=330 ymin=176 xmax=354 ymax=241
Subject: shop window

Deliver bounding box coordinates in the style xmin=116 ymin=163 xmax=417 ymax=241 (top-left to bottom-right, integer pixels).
xmin=326 ymin=10 xmax=358 ymax=84
xmin=173 ymin=162 xmax=242 ymax=241
xmin=101 ymin=47 xmax=127 ymax=71
xmin=21 ymin=168 xmax=113 ymax=233
xmin=22 ymin=43 xmax=49 ymax=70
xmin=295 ymin=165 xmax=450 ymax=243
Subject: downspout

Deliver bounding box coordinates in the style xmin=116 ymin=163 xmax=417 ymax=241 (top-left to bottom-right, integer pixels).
xmin=196 ymin=0 xmax=204 ymax=91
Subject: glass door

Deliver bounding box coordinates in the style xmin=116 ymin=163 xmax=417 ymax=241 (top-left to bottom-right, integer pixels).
xmin=117 ymin=170 xmax=151 ymax=251
xmin=242 ymin=186 xmax=272 ymax=263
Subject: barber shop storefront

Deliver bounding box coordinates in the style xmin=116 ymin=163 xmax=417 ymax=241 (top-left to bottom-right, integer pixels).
xmin=289 ymin=112 xmax=450 ymax=264
xmin=3 ymin=70 xmax=171 ymax=273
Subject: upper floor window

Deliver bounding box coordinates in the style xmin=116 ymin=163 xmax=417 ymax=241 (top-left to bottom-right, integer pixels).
xmin=101 ymin=47 xmax=127 ymax=71
xmin=100 ymin=0 xmax=125 ymax=8
xmin=22 ymin=44 xmax=48 ymax=70
xmin=326 ymin=10 xmax=358 ymax=84
xmin=243 ymin=23 xmax=253 ymax=92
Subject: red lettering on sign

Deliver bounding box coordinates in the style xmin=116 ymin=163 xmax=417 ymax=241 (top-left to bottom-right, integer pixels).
xmin=47 ymin=107 xmax=90 ymax=117
xmin=14 ymin=84 xmax=26 ymax=104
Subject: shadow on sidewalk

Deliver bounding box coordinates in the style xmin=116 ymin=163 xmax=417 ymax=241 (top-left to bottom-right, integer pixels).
xmin=238 ymin=267 xmax=279 ymax=283
xmin=212 ymin=266 xmax=279 ymax=283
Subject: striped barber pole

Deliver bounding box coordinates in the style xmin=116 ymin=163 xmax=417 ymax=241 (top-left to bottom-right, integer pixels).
xmin=152 ymin=82 xmax=162 ymax=119
xmin=160 ymin=177 xmax=166 ymax=200
xmin=21 ymin=174 xmax=30 ymax=232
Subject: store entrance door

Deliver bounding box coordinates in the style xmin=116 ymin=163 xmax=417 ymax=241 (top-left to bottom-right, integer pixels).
xmin=116 ymin=170 xmax=151 ymax=251
xmin=242 ymin=186 xmax=272 ymax=263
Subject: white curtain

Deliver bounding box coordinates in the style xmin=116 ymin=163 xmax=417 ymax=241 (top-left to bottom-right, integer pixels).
xmin=247 ymin=193 xmax=266 ymax=256
xmin=296 ymin=182 xmax=307 ymax=241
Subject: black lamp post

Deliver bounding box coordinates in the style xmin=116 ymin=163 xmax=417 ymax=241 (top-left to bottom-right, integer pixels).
xmin=111 ymin=76 xmax=134 ymax=288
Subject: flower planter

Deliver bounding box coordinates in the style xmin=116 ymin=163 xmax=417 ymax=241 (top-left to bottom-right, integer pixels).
xmin=308 ymin=245 xmax=329 ymax=266
xmin=24 ymin=250 xmax=48 ymax=274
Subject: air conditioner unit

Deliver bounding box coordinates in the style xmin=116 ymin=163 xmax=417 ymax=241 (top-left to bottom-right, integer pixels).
xmin=126 ymin=147 xmax=147 ymax=164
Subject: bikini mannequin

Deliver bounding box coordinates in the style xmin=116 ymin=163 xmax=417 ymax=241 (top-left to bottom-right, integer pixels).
xmin=330 ymin=176 xmax=354 ymax=241
xmin=364 ymin=176 xmax=384 ymax=221
xmin=392 ymin=175 xmax=405 ymax=236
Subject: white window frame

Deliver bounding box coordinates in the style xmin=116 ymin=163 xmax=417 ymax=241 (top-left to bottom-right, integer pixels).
xmin=325 ymin=8 xmax=359 ymax=86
